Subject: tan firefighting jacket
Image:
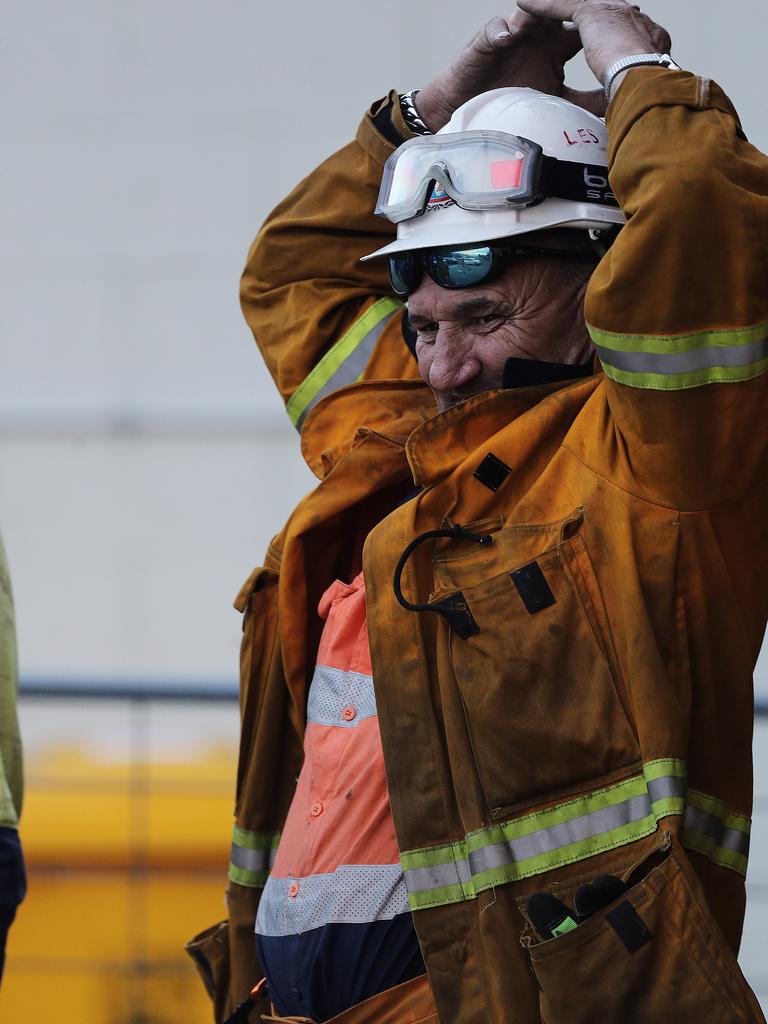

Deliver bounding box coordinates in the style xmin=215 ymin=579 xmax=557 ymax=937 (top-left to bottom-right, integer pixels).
xmin=187 ymin=70 xmax=768 ymax=1023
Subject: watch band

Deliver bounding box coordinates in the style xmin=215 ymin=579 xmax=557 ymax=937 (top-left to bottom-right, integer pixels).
xmin=604 ymin=53 xmax=681 ymax=102
xmin=399 ymin=90 xmax=431 ymax=136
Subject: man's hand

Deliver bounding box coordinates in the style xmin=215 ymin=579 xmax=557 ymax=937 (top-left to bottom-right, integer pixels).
xmin=415 ymin=9 xmax=607 ymax=133
xmin=516 ymin=1 xmax=672 ymax=89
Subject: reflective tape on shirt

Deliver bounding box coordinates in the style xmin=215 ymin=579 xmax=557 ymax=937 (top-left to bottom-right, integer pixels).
xmin=307 ymin=665 xmax=378 ymax=728
xmin=255 ymin=863 xmax=410 ymax=937
xmin=286 ymin=297 xmax=403 ymax=429
xmin=683 ymin=789 xmax=751 ymax=876
xmin=401 ymin=760 xmax=687 ymax=911
xmin=228 ymin=826 xmax=281 ymax=888
xmin=588 ymin=319 xmax=768 ymax=391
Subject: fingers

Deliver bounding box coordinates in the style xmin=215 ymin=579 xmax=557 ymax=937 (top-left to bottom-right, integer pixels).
xmin=655 ymin=25 xmax=672 ymax=53
xmin=633 ymin=10 xmax=672 ymax=52
xmin=518 ymin=0 xmax=669 ymax=39
xmin=475 ymin=15 xmax=515 ymax=52
xmin=517 ymin=0 xmax=582 ymax=20
xmin=507 ymin=7 xmax=583 ymax=58
xmin=558 ymin=23 xmax=584 ymax=60
xmin=474 ymin=11 xmax=586 ymax=54
xmin=620 ymin=6 xmax=673 ymax=54
xmin=508 ymin=8 xmax=546 ymax=32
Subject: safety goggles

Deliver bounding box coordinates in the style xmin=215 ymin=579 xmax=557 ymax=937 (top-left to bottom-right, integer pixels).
xmin=388 ymin=241 xmax=597 ymax=297
xmin=375 ymin=131 xmax=618 ymax=224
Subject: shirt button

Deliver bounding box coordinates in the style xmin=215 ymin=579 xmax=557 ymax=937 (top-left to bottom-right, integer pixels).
xmin=310 ymin=801 xmax=324 ymax=817
xmin=288 ymin=882 xmax=300 ymax=898
xmin=341 ymin=705 xmax=357 ymax=722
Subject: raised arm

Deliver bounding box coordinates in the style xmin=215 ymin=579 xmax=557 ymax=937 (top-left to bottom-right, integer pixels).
xmin=520 ymin=0 xmax=768 ymax=508
xmin=240 ymin=12 xmax=607 ymax=458
xmin=239 ymin=112 xmax=414 ymax=438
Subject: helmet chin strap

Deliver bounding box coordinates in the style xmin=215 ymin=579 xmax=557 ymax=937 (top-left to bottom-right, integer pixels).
xmin=501 ymin=356 xmax=594 ymax=389
xmin=402 ymin=312 xmax=419 ymax=357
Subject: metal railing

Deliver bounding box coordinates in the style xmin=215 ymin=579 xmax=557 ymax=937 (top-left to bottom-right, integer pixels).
xmin=18 ymin=678 xmax=768 ymax=716
xmin=20 ymin=678 xmax=239 ymax=701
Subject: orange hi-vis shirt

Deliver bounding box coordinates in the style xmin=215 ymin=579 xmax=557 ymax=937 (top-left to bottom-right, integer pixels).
xmin=254 ymin=573 xmax=424 ymax=1020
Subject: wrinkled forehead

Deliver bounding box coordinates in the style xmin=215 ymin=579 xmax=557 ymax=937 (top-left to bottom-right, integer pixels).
xmin=407 ymin=286 xmax=513 ymax=322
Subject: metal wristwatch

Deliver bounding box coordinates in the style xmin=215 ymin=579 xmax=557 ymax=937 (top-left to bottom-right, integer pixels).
xmin=604 ymin=53 xmax=681 ymax=103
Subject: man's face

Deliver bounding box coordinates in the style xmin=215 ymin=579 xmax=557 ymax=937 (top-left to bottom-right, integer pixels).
xmin=407 ymin=254 xmax=593 ymax=413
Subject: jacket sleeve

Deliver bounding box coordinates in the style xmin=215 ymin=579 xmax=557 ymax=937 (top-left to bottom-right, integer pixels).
xmin=240 ymin=92 xmax=421 ymax=436
xmin=585 ymin=69 xmax=768 ymax=510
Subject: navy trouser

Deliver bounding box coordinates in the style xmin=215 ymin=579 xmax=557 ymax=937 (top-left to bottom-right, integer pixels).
xmin=0 ymin=826 xmax=26 ymax=982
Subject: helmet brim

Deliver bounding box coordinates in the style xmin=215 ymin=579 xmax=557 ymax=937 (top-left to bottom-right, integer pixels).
xmin=361 ymin=205 xmax=625 ymax=262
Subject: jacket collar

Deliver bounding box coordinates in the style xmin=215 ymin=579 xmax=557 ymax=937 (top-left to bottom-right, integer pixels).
xmin=406 ymin=375 xmax=603 ymax=488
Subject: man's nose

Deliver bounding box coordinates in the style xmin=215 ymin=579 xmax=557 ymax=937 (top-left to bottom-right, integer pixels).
xmin=428 ymin=333 xmax=481 ymax=394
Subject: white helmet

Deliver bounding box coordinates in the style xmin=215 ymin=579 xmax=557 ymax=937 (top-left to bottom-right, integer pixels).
xmin=363 ymin=88 xmax=625 ymax=260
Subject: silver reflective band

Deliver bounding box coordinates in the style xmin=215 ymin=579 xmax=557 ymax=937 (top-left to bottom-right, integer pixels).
xmin=228 ymin=827 xmax=281 ymax=888
xmin=401 ymin=766 xmax=752 ymax=912
xmin=286 ymin=298 xmax=402 ymax=430
xmin=255 ymin=864 xmax=410 ymax=937
xmin=604 ymin=53 xmax=681 ymax=102
xmin=684 ymin=804 xmax=750 ymax=857
xmin=307 ymin=664 xmax=378 ymax=728
xmin=587 ymin=319 xmax=768 ymax=391
xmin=401 ymin=762 xmax=689 ymax=911
xmin=230 ymin=843 xmax=277 ymax=874
xmin=682 ymin=791 xmax=750 ymax=874
xmin=594 ymin=334 xmax=768 ymax=376
xmin=403 ymin=783 xmax=683 ymax=901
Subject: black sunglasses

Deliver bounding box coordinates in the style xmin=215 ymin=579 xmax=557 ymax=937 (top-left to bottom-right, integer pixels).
xmin=388 ymin=241 xmax=601 ymax=297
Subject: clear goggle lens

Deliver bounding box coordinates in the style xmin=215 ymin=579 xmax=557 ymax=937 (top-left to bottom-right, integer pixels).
xmin=377 ymin=132 xmax=542 ymax=223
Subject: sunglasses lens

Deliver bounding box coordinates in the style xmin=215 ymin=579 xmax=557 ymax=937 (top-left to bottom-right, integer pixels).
xmin=425 ymin=246 xmax=494 ymax=289
xmin=388 ymin=254 xmax=418 ymax=296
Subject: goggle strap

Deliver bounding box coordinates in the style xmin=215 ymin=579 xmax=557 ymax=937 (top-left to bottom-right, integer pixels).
xmin=540 ymin=158 xmax=619 ymax=209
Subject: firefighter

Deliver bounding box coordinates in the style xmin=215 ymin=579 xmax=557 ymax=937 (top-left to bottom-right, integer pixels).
xmin=188 ymin=3 xmax=768 ymax=1021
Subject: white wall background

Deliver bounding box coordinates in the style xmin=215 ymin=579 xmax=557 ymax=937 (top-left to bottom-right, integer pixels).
xmin=0 ymin=0 xmax=767 ymax=1002
xmin=1 ymin=0 xmax=767 ymax=688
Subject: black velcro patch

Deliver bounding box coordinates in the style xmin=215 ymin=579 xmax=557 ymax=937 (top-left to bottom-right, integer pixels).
xmin=473 ymin=453 xmax=511 ymax=492
xmin=432 ymin=592 xmax=480 ymax=640
xmin=605 ymin=901 xmax=652 ymax=953
xmin=511 ymin=562 xmax=556 ymax=615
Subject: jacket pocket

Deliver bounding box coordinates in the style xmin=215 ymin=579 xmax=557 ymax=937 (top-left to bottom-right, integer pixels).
xmin=527 ymin=846 xmax=764 ymax=1024
xmin=437 ymin=513 xmax=639 ymax=817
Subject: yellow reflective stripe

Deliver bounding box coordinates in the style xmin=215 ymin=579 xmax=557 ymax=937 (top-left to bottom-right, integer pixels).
xmin=588 ymin=319 xmax=768 ymax=391
xmin=683 ymin=789 xmax=750 ymax=876
xmin=597 ymin=353 xmax=768 ymax=392
xmin=401 ymin=761 xmax=687 ymax=911
xmin=228 ymin=827 xmax=281 ymax=888
xmin=589 ymin=320 xmax=768 ymax=355
xmin=286 ymin=297 xmax=403 ymax=428
xmin=400 ymin=764 xmax=753 ymax=911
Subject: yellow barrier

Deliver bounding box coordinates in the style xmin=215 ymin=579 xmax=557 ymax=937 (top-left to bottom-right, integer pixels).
xmin=2 ymin=739 xmax=236 ymax=1024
